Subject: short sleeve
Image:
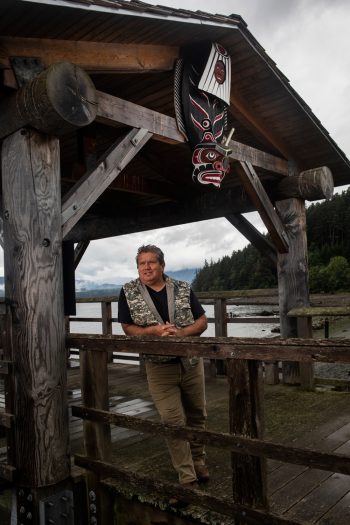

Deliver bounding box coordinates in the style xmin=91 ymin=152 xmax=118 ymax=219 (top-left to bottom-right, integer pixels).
xmin=190 ymin=289 xmax=205 ymax=320
xmin=117 ymin=288 xmax=134 ymax=324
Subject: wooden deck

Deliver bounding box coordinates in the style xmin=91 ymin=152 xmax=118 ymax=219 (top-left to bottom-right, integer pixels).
xmin=2 ymin=361 xmax=350 ymax=524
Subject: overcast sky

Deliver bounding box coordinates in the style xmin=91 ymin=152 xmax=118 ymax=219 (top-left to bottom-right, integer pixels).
xmin=2 ymin=0 xmax=350 ymax=283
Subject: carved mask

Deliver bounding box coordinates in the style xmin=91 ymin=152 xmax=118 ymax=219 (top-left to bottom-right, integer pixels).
xmin=174 ymin=42 xmax=232 ymax=188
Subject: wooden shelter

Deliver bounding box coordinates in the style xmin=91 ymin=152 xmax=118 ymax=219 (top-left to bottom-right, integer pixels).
xmin=1 ymin=0 xmax=350 ymax=523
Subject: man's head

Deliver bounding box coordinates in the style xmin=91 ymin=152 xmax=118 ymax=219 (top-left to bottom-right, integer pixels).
xmin=136 ymin=245 xmax=165 ymax=288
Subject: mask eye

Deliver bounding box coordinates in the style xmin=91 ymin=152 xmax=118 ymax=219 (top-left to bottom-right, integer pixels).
xmin=207 ymin=151 xmax=216 ymax=160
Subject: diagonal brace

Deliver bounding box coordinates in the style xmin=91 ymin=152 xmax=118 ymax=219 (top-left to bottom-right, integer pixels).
xmin=235 ymin=161 xmax=289 ymax=253
xmin=62 ymin=127 xmax=152 ymax=238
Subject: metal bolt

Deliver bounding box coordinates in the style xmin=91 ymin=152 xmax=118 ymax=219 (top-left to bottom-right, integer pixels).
xmin=4 ymin=210 xmax=9 ymax=220
xmin=42 ymin=238 xmax=50 ymax=247
xmin=90 ymin=503 xmax=97 ymax=513
xmin=90 ymin=517 xmax=97 ymax=525
xmin=27 ymin=494 xmax=33 ymax=502
xmin=61 ymin=496 xmax=68 ymax=502
xmin=26 ymin=512 xmax=32 ymax=520
xmin=46 ymin=501 xmax=54 ymax=507
xmin=48 ymin=520 xmax=55 ymax=524
xmin=89 ymin=491 xmax=96 ymax=501
xmin=61 ymin=513 xmax=68 ymax=518
xmin=19 ymin=506 xmax=25 ymax=514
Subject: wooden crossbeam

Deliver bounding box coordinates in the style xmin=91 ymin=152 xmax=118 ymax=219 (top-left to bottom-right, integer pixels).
xmin=65 ymin=334 xmax=350 ymax=364
xmin=62 ymin=128 xmax=152 ymax=238
xmin=75 ymin=454 xmax=305 ymax=525
xmin=235 ymin=161 xmax=289 ymax=253
xmin=96 ymin=91 xmax=289 ymax=175
xmin=73 ymin=405 xmax=350 ymax=476
xmin=0 ymin=36 xmax=178 ymax=73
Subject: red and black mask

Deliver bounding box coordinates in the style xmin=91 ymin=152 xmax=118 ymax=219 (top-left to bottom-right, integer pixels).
xmin=174 ymin=42 xmax=232 ymax=188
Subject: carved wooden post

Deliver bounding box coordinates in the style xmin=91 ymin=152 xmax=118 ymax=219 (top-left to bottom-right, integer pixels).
xmin=2 ymin=129 xmax=70 ymax=488
xmin=276 ymin=198 xmax=313 ymax=388
xmin=227 ymin=358 xmax=267 ymax=520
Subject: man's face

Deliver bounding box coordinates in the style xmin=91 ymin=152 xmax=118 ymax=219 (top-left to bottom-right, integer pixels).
xmin=137 ymin=252 xmax=165 ymax=287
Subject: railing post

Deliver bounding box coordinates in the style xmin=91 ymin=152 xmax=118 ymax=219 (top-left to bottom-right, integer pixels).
xmin=227 ymin=358 xmax=267 ymax=521
xmin=80 ymin=348 xmax=112 ymax=524
xmin=212 ymin=298 xmax=227 ymax=375
xmin=101 ymin=300 xmax=113 ymax=363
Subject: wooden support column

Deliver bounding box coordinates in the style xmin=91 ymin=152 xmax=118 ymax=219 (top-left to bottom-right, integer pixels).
xmin=213 ymin=298 xmax=227 ymax=375
xmin=1 ymin=128 xmax=69 ymax=487
xmin=227 ymin=358 xmax=267 ymax=519
xmin=276 ymin=198 xmax=313 ymax=389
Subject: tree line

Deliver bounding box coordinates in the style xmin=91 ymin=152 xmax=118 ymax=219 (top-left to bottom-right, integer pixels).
xmin=192 ymin=188 xmax=350 ymax=293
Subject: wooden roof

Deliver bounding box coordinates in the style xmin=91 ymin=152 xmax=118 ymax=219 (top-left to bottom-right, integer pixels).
xmin=1 ymin=0 xmax=349 ymax=242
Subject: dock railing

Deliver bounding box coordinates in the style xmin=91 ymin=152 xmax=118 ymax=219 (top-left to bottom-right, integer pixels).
xmin=67 ymin=331 xmax=350 ymax=525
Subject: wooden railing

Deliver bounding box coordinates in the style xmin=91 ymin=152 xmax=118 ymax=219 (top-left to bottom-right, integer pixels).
xmin=67 ymin=331 xmax=350 ymax=525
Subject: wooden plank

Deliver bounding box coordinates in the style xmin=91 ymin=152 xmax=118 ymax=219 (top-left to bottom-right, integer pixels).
xmin=271 ymin=167 xmax=334 ymax=201
xmin=270 ymin=468 xmax=331 ymax=515
xmin=74 ymin=454 xmax=306 ymax=525
xmin=318 ymin=490 xmax=350 ymax=525
xmin=2 ymin=129 xmax=69 ymax=486
xmin=226 ymin=213 xmax=277 ymax=266
xmin=288 ymin=306 xmax=350 ymax=318
xmin=66 ymin=333 xmax=350 ymax=364
xmin=96 ymin=91 xmax=289 ymax=174
xmin=62 ymin=127 xmax=152 ymax=238
xmin=72 ymin=405 xmax=350 ymax=476
xmin=285 ymin=473 xmax=350 ymax=523
xmin=0 ymin=36 xmax=178 ymax=73
xmin=235 ymin=161 xmax=289 ymax=253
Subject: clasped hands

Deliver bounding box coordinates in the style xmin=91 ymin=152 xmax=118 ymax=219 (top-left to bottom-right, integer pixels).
xmin=154 ymin=322 xmax=183 ymax=337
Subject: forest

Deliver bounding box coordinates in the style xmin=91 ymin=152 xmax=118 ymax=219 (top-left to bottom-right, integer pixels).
xmin=192 ymin=188 xmax=350 ymax=293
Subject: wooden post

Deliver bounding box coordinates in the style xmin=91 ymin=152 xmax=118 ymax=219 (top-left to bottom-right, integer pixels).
xmin=80 ymin=347 xmax=112 ymax=524
xmin=213 ymin=298 xmax=227 ymax=375
xmin=227 ymin=358 xmax=267 ymax=520
xmin=102 ymin=300 xmax=113 ymax=363
xmin=1 ymin=128 xmax=69 ymax=487
xmin=276 ymin=198 xmax=314 ymax=389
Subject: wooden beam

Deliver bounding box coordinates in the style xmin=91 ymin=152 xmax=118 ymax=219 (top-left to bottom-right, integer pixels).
xmin=64 ymin=189 xmax=256 ymax=242
xmin=226 ymin=213 xmax=277 ymax=266
xmin=66 ymin=333 xmax=350 ymax=364
xmin=235 ymin=161 xmax=289 ymax=253
xmin=62 ymin=128 xmax=153 ymax=238
xmin=74 ymin=241 xmax=90 ymax=270
xmin=96 ymin=91 xmax=289 ymax=175
xmin=270 ymin=166 xmax=334 ymax=202
xmin=0 ymin=36 xmax=178 ymax=73
xmin=0 ymin=62 xmax=97 ymax=139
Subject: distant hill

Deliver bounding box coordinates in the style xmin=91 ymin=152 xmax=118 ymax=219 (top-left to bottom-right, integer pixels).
xmin=75 ymin=268 xmax=198 ymax=297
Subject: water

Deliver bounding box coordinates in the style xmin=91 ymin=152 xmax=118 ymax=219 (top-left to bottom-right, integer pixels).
xmin=69 ymin=303 xmax=279 ymax=364
xmin=69 ymin=303 xmax=279 ymax=338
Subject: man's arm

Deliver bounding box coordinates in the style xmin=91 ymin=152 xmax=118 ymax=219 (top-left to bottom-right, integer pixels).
xmin=121 ymin=323 xmax=175 ymax=337
xmin=121 ymin=314 xmax=207 ymax=338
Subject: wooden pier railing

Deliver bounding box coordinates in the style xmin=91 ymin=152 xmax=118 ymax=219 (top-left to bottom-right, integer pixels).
xmin=67 ymin=331 xmax=350 ymax=525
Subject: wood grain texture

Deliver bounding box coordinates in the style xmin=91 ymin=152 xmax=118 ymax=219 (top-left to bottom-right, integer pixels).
xmin=276 ymin=198 xmax=313 ymax=388
xmin=2 ymin=129 xmax=69 ymax=487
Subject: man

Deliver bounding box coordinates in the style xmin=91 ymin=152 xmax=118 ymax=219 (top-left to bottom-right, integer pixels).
xmin=118 ymin=244 xmax=209 ymax=489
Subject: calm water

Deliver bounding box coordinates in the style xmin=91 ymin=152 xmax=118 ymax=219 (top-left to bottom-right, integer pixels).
xmin=69 ymin=303 xmax=279 ymax=337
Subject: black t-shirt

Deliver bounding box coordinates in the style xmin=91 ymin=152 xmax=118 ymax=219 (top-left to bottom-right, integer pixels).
xmin=118 ymin=285 xmax=205 ymax=325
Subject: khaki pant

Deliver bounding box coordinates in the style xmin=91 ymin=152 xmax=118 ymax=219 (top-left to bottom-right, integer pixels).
xmin=146 ymin=359 xmax=207 ymax=484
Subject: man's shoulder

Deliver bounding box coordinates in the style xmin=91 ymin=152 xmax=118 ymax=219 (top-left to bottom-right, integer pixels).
xmin=123 ymin=278 xmax=141 ymax=296
xmin=166 ymin=276 xmax=191 ymax=291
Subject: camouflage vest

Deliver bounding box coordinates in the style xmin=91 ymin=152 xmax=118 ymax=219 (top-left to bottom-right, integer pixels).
xmin=123 ymin=275 xmax=197 ymax=365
